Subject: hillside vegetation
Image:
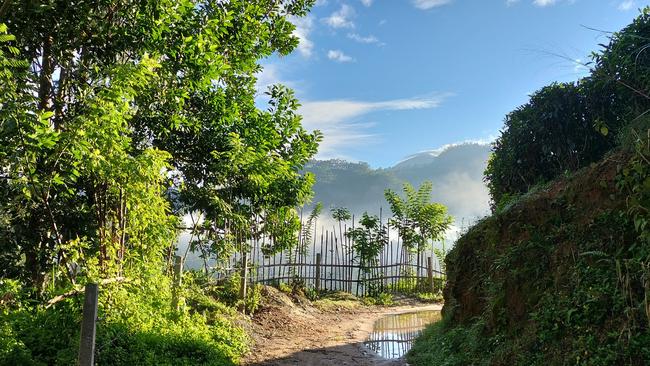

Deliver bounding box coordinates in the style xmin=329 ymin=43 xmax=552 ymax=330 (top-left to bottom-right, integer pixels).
xmin=409 ymin=8 xmax=650 ymax=366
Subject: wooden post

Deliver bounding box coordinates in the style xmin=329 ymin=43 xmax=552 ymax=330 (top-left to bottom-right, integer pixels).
xmin=78 ymin=283 xmax=98 ymax=366
xmin=239 ymin=251 xmax=248 ymax=300
xmin=427 ymin=256 xmax=434 ymax=293
xmin=315 ymin=253 xmax=322 ymax=293
xmin=172 ymin=255 xmax=183 ymax=311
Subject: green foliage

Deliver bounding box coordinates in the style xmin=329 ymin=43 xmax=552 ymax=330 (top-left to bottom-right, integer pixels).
xmin=302 ymin=203 xmax=323 ymax=245
xmin=616 ymin=128 xmax=650 ymax=245
xmin=278 ymin=282 xmax=293 ymax=295
xmin=94 ymin=277 xmax=249 ymax=366
xmin=346 ymin=213 xmax=388 ymax=291
xmin=433 ymin=241 xmax=450 ymax=274
xmin=416 ymin=291 xmax=444 ymax=303
xmin=0 ymin=0 xmax=320 ymax=283
xmin=485 ymin=82 xmax=613 ymax=206
xmin=347 ymin=213 xmax=388 ymax=266
xmin=385 ymin=182 xmax=453 ymax=253
xmin=193 ymin=271 xmax=262 ymax=315
xmin=1 ymin=274 xmax=249 ymax=366
xmin=303 ymin=286 xmax=319 ymax=301
xmin=587 ymin=7 xmax=650 ymax=135
xmin=485 ymin=8 xmax=650 ymax=206
xmin=331 ymin=206 xmax=352 ymax=222
xmin=0 ymin=1 xmax=319 ymax=364
xmin=345 ymin=213 xmax=388 ymax=296
xmin=361 ymin=292 xmax=393 ymax=306
xmin=408 ymin=317 xmax=489 ymax=366
xmin=386 ymin=276 xmax=444 ymax=296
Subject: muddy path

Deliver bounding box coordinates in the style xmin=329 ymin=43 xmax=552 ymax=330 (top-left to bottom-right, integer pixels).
xmin=241 ymin=288 xmax=441 ymax=366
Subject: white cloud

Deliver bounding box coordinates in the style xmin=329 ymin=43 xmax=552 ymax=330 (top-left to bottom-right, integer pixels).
xmin=533 ymin=0 xmax=557 ymax=6
xmin=573 ymin=58 xmax=589 ymax=74
xmin=255 ymin=63 xmax=294 ymax=94
xmin=618 ymin=0 xmax=636 ymax=11
xmin=298 ymin=94 xmax=451 ymax=159
xmin=289 ymin=15 xmax=314 ymax=57
xmin=327 ymin=49 xmax=355 ymax=62
xmin=412 ymin=0 xmax=452 ymax=10
xmin=322 ymin=4 xmax=356 ymax=29
xmin=347 ymin=33 xmax=382 ymax=45
xmin=504 ymin=0 xmax=575 ymax=8
xmin=255 ymin=64 xmax=280 ymax=93
xmin=360 ymin=0 xmax=373 ymax=6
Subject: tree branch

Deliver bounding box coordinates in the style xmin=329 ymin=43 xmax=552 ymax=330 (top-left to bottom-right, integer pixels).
xmin=0 ymin=0 xmax=11 ymax=18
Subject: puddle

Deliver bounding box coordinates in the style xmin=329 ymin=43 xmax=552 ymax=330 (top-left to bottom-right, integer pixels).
xmin=364 ymin=310 xmax=441 ymax=359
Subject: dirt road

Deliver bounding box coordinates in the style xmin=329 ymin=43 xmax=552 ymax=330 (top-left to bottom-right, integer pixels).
xmin=242 ymin=289 xmax=441 ymax=366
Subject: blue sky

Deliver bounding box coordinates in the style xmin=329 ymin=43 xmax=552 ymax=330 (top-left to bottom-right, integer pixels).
xmin=256 ymin=0 xmax=646 ymax=167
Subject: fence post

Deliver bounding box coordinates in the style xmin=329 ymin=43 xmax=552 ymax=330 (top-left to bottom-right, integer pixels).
xmin=78 ymin=283 xmax=99 ymax=366
xmin=427 ymin=257 xmax=434 ymax=293
xmin=315 ymin=253 xmax=322 ymax=293
xmin=172 ymin=255 xmax=183 ymax=311
xmin=239 ymin=251 xmax=248 ymax=301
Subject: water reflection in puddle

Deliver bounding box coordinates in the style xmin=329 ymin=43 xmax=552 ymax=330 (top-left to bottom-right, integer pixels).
xmin=364 ymin=310 xmax=441 ymax=359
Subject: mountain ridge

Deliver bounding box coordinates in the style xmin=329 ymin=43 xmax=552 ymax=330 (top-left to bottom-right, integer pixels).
xmin=304 ymin=143 xmax=492 ymax=221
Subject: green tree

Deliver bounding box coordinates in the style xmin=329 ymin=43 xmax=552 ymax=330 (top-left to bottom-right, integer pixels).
xmin=484 ymin=82 xmax=611 ymax=206
xmin=384 ymin=182 xmax=452 ymax=288
xmin=384 ymin=182 xmax=453 ymax=254
xmin=0 ymin=0 xmax=320 ymax=289
xmin=485 ymin=8 xmax=650 ymax=207
xmin=346 ymin=212 xmax=388 ymax=294
xmin=331 ymin=206 xmax=352 ymax=236
xmin=586 ymin=7 xmax=650 ymax=136
xmin=0 ymin=1 xmax=320 ymax=364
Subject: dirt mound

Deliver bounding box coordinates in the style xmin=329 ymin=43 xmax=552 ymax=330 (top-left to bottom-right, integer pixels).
xmin=251 ymin=286 xmax=320 ymax=336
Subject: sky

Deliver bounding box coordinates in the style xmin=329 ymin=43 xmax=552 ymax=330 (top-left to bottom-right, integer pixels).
xmin=256 ymin=0 xmax=647 ymax=168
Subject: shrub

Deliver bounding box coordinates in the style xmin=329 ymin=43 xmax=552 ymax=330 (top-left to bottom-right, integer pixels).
xmin=485 ymin=82 xmax=612 ymax=206
xmin=0 ymin=274 xmax=249 ymax=366
xmin=486 ymin=8 xmax=650 ymax=206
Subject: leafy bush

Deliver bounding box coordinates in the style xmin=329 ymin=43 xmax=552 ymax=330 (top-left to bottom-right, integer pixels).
xmin=485 ymin=82 xmax=612 ymax=206
xmin=416 ymin=292 xmax=443 ymax=303
xmin=486 ymin=8 xmax=650 ymax=206
xmin=0 ymin=274 xmax=249 ymax=366
xmin=362 ymin=292 xmax=393 ymax=306
xmin=278 ymin=282 xmax=293 ymax=295
xmin=587 ymin=8 xmax=650 ymax=135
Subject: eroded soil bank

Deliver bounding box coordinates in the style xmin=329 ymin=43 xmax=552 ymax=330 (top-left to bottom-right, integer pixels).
xmin=242 ymin=287 xmax=441 ymax=366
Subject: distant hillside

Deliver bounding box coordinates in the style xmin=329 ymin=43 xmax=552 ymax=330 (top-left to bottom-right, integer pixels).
xmin=304 ymin=143 xmax=492 ymax=221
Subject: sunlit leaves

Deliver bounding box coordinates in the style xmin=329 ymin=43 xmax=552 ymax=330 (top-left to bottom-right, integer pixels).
xmin=346 ymin=212 xmax=388 ymax=272
xmin=385 ymin=182 xmax=453 ymax=253
xmin=0 ymin=0 xmax=319 ymax=288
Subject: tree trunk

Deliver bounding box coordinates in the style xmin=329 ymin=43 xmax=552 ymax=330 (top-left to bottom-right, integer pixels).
xmin=38 ymin=34 xmax=53 ymax=112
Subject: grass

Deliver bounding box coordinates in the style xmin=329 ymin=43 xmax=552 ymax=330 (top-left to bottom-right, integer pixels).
xmin=312 ymin=291 xmax=364 ymax=311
